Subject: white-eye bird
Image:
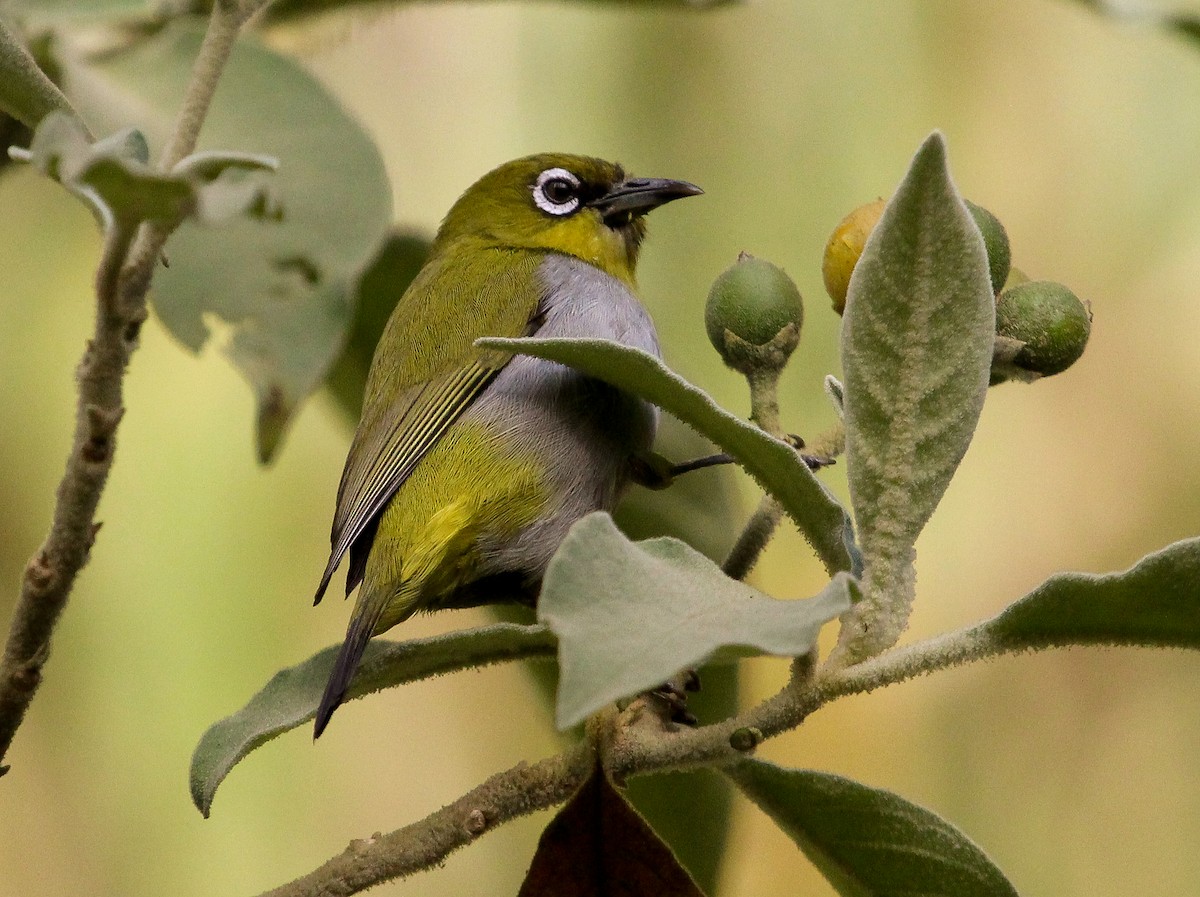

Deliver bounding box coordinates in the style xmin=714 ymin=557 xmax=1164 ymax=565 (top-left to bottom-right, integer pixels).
xmin=312 ymin=154 xmax=701 ymax=736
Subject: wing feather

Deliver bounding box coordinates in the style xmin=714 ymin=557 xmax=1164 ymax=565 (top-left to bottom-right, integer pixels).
xmin=314 ymin=247 xmax=543 ymax=603
xmin=314 ymin=363 xmax=497 ymax=602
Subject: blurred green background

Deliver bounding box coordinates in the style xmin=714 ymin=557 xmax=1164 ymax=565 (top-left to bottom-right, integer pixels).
xmin=3 ymin=0 xmax=1200 ymax=894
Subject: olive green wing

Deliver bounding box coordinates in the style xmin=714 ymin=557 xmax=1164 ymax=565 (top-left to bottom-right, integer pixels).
xmin=314 ymin=247 xmax=543 ymax=603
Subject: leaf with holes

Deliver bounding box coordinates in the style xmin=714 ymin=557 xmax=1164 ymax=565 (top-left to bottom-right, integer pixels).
xmin=57 ymin=21 xmax=391 ymax=461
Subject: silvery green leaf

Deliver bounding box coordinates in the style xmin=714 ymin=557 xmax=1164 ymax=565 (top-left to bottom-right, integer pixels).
xmin=835 ymin=132 xmax=995 ymax=662
xmin=729 ymin=761 xmax=1019 ymax=897
xmin=190 ymin=623 xmax=555 ymax=817
xmin=983 ymin=537 xmax=1200 ymax=650
xmin=539 ymin=512 xmax=854 ymax=729
xmin=0 ymin=18 xmax=78 ymax=128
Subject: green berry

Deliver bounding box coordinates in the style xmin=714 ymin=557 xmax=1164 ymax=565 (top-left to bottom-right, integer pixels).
xmin=996 ymin=281 xmax=1091 ymax=376
xmin=705 ymin=253 xmax=804 ymax=372
xmin=964 ymin=200 xmax=1011 ymax=294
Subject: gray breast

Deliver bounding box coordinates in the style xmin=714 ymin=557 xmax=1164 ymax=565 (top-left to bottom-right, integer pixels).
xmin=464 ymin=252 xmax=661 ymax=581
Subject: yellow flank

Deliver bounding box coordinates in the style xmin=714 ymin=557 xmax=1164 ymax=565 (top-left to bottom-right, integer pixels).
xmin=362 ymin=420 xmax=549 ymax=633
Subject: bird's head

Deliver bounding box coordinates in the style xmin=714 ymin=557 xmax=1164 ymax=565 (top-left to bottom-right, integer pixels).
xmin=434 ymin=153 xmax=702 ymax=285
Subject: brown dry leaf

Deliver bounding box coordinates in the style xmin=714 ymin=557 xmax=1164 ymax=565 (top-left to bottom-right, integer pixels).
xmin=518 ymin=764 xmax=706 ymax=897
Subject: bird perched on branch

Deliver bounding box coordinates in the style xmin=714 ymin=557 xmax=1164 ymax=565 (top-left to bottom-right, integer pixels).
xmin=312 ymin=153 xmax=702 ymax=736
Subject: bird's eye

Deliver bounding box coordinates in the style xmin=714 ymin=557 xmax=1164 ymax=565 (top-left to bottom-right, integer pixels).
xmin=543 ymin=178 xmax=575 ymax=204
xmin=533 ymin=168 xmax=582 ymax=216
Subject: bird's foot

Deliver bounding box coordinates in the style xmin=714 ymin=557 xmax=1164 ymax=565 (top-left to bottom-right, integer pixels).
xmin=649 ymin=669 xmax=701 ymax=727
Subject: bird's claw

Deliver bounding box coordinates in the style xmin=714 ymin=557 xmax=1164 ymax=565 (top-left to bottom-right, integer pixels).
xmin=650 ymin=670 xmax=702 ymax=726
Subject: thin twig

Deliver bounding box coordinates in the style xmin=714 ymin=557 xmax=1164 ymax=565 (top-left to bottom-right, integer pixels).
xmin=120 ymin=2 xmax=245 ymax=305
xmin=0 ymin=1 xmax=247 ymax=773
xmin=720 ymin=365 xmax=787 ymax=580
xmin=722 ymin=496 xmax=785 ymax=581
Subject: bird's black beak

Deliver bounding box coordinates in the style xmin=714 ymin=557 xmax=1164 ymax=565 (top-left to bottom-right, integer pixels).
xmin=588 ymin=177 xmax=703 ymax=225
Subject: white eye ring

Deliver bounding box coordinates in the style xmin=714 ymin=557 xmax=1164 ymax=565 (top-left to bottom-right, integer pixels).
xmin=532 ymin=168 xmax=581 ymax=216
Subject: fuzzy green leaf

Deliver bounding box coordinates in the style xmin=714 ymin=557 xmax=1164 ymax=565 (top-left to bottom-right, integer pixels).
xmin=14 ymin=112 xmax=278 ymax=230
xmin=478 ymin=336 xmax=855 ymax=576
xmin=835 ymin=132 xmax=995 ymax=661
xmin=983 ymin=537 xmax=1200 ymax=650
xmin=59 ymin=22 xmax=391 ymax=462
xmin=0 ymin=18 xmax=78 ymax=128
xmin=539 ymin=513 xmax=854 ymax=729
xmin=190 ymin=622 xmax=555 ymax=817
xmin=729 ymin=761 xmax=1019 ymax=897
xmin=843 ymin=131 xmax=994 ymax=561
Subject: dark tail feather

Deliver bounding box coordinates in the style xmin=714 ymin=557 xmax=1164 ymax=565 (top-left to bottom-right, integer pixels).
xmin=316 ymin=519 xmax=379 ymax=606
xmin=313 ymin=559 xmax=337 ymax=606
xmin=314 ymin=596 xmax=388 ymax=738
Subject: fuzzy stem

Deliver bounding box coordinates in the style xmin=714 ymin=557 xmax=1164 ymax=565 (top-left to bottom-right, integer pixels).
xmin=720 ymin=364 xmax=787 ymax=580
xmin=120 ymin=2 xmax=244 ymax=301
xmin=746 ymin=367 xmax=783 ymax=436
xmin=0 ymin=1 xmax=247 ymax=774
xmin=158 ymin=5 xmax=241 ymax=172
xmin=0 ymin=221 xmax=137 ymax=770
xmin=722 ymin=496 xmax=784 ymax=581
